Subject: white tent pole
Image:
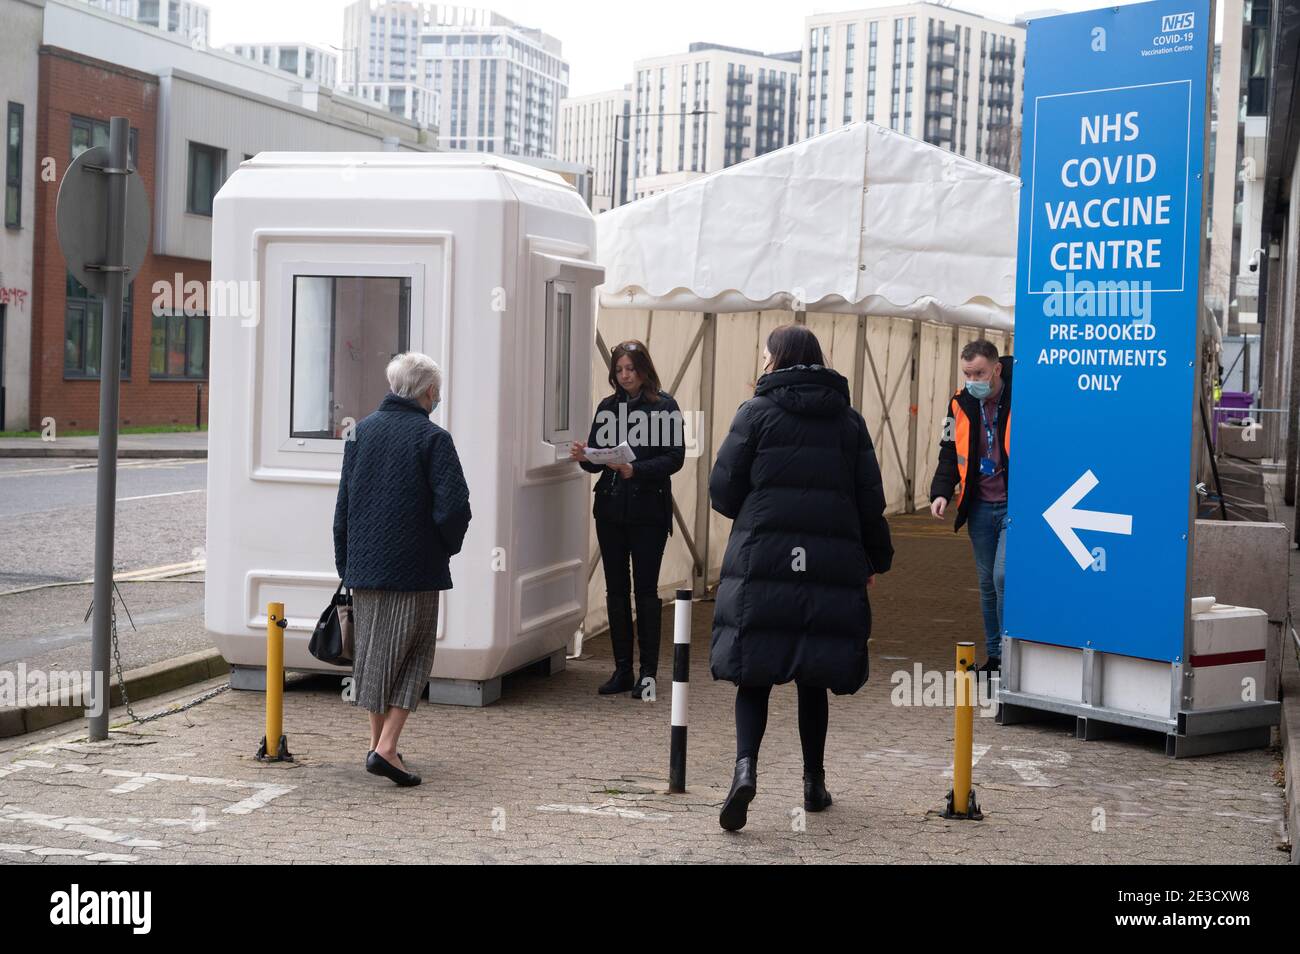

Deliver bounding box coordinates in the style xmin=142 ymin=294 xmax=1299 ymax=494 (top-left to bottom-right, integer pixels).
xmin=853 ymin=315 xmax=867 ymax=413
xmin=693 ymin=313 xmax=717 ymax=598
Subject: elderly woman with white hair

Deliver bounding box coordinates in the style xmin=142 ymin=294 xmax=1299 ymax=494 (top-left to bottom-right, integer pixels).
xmin=332 ymin=352 xmax=471 ymax=787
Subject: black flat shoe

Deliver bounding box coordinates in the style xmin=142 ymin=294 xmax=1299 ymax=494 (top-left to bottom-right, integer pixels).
xmin=803 ymin=769 xmax=833 ymax=812
xmin=719 ymin=756 xmax=757 ymax=831
xmin=598 ymin=669 xmax=635 ymax=695
xmin=366 ymin=750 xmax=421 ymax=787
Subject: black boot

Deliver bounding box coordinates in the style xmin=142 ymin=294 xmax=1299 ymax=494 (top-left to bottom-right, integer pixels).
xmin=803 ymin=769 xmax=833 ymax=812
xmin=598 ymin=594 xmax=636 ymax=695
xmin=631 ymin=592 xmax=662 ymax=698
xmin=719 ymin=756 xmax=757 ymax=831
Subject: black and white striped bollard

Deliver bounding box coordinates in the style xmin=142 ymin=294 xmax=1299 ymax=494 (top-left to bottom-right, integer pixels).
xmin=668 ymin=588 xmax=692 ymax=793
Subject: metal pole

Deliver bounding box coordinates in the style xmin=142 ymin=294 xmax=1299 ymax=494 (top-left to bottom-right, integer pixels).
xmin=668 ymin=588 xmax=691 ymax=793
xmin=609 ymin=111 xmax=619 ymax=210
xmin=692 ymin=313 xmax=716 ymax=598
xmin=87 ymin=117 xmax=130 ymax=741
xmin=905 ymin=319 xmax=922 ymax=512
xmin=942 ymin=640 xmax=983 ymax=820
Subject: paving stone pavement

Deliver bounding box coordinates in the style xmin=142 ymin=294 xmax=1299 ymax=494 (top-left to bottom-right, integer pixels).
xmin=0 ymin=514 xmax=1288 ymax=864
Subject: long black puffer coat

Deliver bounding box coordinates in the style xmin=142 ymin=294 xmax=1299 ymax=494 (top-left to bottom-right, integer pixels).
xmin=709 ymin=365 xmax=893 ymax=694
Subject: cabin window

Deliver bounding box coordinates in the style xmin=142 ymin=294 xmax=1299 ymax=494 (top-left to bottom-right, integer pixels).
xmin=544 ymin=279 xmax=573 ymax=440
xmin=290 ymin=275 xmax=410 ymax=440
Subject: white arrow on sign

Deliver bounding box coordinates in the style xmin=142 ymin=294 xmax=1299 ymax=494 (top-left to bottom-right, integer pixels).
xmin=1043 ymin=469 xmax=1133 ymax=570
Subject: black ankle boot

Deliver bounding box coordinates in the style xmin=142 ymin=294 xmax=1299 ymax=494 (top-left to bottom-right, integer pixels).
xmin=598 ymin=670 xmax=635 ymax=694
xmin=719 ymin=756 xmax=757 ymax=831
xmin=803 ymin=769 xmax=832 ymax=812
xmin=599 ymin=595 xmax=635 ymax=695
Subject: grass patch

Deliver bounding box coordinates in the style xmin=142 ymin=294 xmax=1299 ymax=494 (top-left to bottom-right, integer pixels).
xmin=0 ymin=424 xmax=208 ymax=439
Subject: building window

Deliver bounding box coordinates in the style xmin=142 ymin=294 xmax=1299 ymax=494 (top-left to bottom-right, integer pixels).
xmin=150 ymin=310 xmax=209 ymax=380
xmin=64 ymin=273 xmax=132 ymax=379
xmin=186 ymin=142 xmax=225 ymax=216
xmin=290 ymin=275 xmax=410 ymax=440
xmin=5 ymin=103 xmax=20 ymax=229
xmin=71 ymin=116 xmax=138 ymax=166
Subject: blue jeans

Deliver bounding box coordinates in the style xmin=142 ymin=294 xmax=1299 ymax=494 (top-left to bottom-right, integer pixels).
xmin=965 ymin=498 xmax=1007 ymax=660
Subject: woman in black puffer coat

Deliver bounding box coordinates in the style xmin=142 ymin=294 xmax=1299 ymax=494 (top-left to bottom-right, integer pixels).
xmin=709 ymin=324 xmax=893 ymax=831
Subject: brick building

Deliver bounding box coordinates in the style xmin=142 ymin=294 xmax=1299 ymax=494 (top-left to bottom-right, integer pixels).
xmin=8 ymin=0 xmax=434 ymax=432
xmin=31 ymin=46 xmax=211 ymax=431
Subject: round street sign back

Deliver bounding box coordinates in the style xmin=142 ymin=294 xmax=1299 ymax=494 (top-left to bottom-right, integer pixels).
xmin=55 ymin=145 xmax=151 ymax=296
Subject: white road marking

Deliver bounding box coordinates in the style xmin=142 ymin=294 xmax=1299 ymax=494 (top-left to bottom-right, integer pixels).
xmin=993 ymin=746 xmax=1070 ymax=787
xmin=536 ymin=800 xmax=672 ymax=821
xmin=0 ymin=840 xmax=142 ymax=863
xmin=0 ymin=808 xmax=164 ymax=849
xmin=3 ymin=761 xmax=295 ymax=815
xmin=117 ymin=489 xmax=205 ymax=503
xmin=226 ymin=785 xmax=295 ymax=816
xmin=942 ymin=743 xmax=992 ymax=778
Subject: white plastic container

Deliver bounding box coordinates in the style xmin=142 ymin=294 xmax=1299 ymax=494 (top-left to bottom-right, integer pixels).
xmin=1187 ymin=603 xmax=1269 ymax=709
xmin=205 ymin=152 xmax=604 ymax=703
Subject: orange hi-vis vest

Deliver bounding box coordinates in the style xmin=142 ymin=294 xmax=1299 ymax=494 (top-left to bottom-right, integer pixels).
xmin=950 ymin=393 xmax=1012 ymax=510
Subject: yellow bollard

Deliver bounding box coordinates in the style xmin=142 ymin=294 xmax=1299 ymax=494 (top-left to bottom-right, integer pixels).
xmin=942 ymin=640 xmax=982 ymax=820
xmin=255 ymin=602 xmax=292 ymax=762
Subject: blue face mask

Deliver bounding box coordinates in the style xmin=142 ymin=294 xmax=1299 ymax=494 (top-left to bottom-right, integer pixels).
xmin=965 ymin=379 xmax=992 ymax=400
xmin=429 ymin=399 xmax=440 ymax=412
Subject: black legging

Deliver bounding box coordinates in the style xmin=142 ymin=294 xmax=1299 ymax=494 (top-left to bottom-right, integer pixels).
xmin=735 ymin=683 xmax=828 ymax=772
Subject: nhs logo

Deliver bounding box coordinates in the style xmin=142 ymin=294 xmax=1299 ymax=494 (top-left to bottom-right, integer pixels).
xmin=1161 ymin=12 xmax=1194 ymax=31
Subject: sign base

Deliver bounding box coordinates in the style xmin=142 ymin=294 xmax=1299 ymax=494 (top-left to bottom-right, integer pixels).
xmin=997 ymin=637 xmax=1279 ymax=758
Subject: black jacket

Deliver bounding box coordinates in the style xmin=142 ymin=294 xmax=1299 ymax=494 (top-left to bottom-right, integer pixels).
xmin=333 ymin=392 xmax=472 ymax=591
xmin=708 ymin=365 xmax=893 ymax=695
xmin=929 ymin=354 xmax=1014 ymax=532
xmin=579 ymin=387 xmax=686 ymax=534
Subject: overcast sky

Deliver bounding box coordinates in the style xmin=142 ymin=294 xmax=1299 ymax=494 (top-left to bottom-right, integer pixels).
xmin=203 ymin=0 xmax=1197 ymax=97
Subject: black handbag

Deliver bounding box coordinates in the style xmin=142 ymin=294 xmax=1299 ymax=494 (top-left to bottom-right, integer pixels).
xmin=308 ymin=582 xmax=354 ymax=666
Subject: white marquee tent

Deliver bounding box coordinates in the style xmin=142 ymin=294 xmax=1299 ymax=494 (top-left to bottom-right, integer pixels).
xmin=582 ymin=122 xmax=1021 ymax=635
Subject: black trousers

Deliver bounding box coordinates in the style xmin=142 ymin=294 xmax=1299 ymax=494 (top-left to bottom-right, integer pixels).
xmin=595 ymin=518 xmax=669 ymax=674
xmin=735 ymin=683 xmax=829 ymax=773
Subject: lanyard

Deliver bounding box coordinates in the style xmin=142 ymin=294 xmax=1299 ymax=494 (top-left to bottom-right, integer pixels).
xmin=979 ymin=396 xmax=999 ymax=463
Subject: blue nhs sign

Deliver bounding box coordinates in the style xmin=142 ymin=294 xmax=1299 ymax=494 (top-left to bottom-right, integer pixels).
xmin=1003 ymin=0 xmax=1213 ymax=664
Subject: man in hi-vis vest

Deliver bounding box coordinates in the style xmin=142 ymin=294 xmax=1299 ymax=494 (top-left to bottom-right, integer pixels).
xmin=929 ymin=339 xmax=1013 ymax=673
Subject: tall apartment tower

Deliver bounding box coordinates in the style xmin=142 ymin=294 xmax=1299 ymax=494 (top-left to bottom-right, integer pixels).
xmin=800 ymin=3 xmax=1024 ymax=172
xmin=630 ymin=43 xmax=800 ymax=201
xmin=224 ymin=43 xmax=340 ymax=89
xmin=557 ymin=87 xmax=632 ymax=212
xmin=342 ymin=2 xmax=569 ymax=157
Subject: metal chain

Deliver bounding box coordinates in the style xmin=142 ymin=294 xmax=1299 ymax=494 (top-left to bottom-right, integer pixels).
xmin=108 ymin=590 xmax=229 ymax=726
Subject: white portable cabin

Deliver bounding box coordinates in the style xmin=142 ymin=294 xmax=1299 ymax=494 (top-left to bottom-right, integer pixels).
xmin=205 ymin=152 xmax=604 ymax=705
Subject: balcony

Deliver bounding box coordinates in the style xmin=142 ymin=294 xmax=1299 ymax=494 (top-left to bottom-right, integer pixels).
xmin=930 ymin=52 xmax=956 ymax=69
xmin=926 ymin=96 xmax=954 ymax=118
xmin=929 ymin=25 xmax=959 ymax=45
xmin=989 ymin=46 xmax=1015 ymax=61
xmin=924 ymin=120 xmax=954 ymax=144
